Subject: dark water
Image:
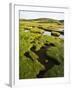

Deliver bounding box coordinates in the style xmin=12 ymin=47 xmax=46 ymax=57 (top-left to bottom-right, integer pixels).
xmin=24 ymin=44 xmax=61 ymax=78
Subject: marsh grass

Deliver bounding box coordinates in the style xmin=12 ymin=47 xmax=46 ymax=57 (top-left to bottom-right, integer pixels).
xmin=19 ymin=18 xmax=64 ymax=79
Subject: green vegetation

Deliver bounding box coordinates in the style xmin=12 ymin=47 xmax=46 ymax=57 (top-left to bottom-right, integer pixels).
xmin=19 ymin=18 xmax=64 ymax=79
xmin=30 ymin=27 xmax=44 ymax=34
xmin=44 ymin=44 xmax=64 ymax=77
xmin=19 ymin=58 xmax=45 ymax=79
xmin=51 ymin=31 xmax=60 ymax=37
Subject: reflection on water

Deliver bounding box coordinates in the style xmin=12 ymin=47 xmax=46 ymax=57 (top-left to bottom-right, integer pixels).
xmin=43 ymin=31 xmax=51 ymax=36
xmin=59 ymin=35 xmax=64 ymax=39
xmin=43 ymin=31 xmax=64 ymax=39
xmin=24 ymin=30 xmax=29 ymax=32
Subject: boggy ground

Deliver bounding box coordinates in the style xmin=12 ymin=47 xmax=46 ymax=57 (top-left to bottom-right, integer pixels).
xmin=19 ymin=18 xmax=64 ymax=79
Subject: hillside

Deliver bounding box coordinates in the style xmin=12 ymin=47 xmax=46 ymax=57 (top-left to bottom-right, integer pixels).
xmin=20 ymin=18 xmax=64 ymax=24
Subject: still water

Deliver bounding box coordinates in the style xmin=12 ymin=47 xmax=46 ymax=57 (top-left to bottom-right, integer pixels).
xmin=24 ymin=30 xmax=64 ymax=39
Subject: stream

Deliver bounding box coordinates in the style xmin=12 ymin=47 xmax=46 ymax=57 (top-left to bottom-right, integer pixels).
xmin=24 ymin=30 xmax=64 ymax=39
xmin=43 ymin=31 xmax=64 ymax=39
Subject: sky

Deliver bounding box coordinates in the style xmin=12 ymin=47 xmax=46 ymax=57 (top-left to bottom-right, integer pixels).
xmin=19 ymin=11 xmax=64 ymax=20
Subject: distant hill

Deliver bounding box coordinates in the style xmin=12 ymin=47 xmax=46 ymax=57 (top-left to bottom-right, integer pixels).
xmin=20 ymin=18 xmax=64 ymax=24
xmin=59 ymin=20 xmax=64 ymax=23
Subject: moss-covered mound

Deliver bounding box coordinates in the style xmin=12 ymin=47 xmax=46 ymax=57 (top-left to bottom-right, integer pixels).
xmin=51 ymin=31 xmax=60 ymax=37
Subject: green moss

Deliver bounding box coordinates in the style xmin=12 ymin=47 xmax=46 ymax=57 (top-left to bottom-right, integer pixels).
xmin=51 ymin=31 xmax=60 ymax=37
xmin=44 ymin=63 xmax=64 ymax=77
xmin=46 ymin=45 xmax=64 ymax=64
xmin=44 ymin=47 xmax=64 ymax=77
xmin=30 ymin=27 xmax=44 ymax=34
xmin=45 ymin=59 xmax=48 ymax=63
xmin=29 ymin=50 xmax=39 ymax=60
xmin=19 ymin=58 xmax=45 ymax=79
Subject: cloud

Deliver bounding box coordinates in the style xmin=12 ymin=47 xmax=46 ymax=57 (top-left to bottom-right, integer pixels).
xmin=19 ymin=11 xmax=64 ymax=20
